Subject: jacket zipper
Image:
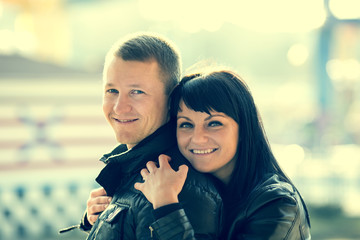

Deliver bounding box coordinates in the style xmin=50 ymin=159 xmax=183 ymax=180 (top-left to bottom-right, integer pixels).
xmin=149 ymin=226 xmax=154 ymax=238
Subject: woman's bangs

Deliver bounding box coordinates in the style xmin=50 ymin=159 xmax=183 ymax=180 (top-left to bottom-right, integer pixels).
xmin=181 ymin=78 xmax=232 ymax=116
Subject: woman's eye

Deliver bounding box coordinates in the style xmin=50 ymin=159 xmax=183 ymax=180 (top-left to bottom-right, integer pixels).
xmin=130 ymin=90 xmax=145 ymax=95
xmin=209 ymin=121 xmax=222 ymax=127
xmin=106 ymin=89 xmax=118 ymax=94
xmin=178 ymin=122 xmax=193 ymax=129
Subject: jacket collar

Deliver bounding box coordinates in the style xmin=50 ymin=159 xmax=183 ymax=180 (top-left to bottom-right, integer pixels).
xmin=96 ymin=121 xmax=177 ymax=196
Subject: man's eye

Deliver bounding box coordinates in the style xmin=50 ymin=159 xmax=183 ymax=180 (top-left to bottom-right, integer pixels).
xmin=130 ymin=90 xmax=145 ymax=95
xmin=209 ymin=121 xmax=222 ymax=127
xmin=106 ymin=89 xmax=118 ymax=94
xmin=178 ymin=122 xmax=193 ymax=128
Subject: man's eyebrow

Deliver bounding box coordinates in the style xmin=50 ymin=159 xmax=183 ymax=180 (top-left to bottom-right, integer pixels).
xmin=128 ymin=84 xmax=142 ymax=88
xmin=104 ymin=83 xmax=142 ymax=87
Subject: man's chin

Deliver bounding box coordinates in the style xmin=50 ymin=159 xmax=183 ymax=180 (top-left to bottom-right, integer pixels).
xmin=115 ymin=136 xmax=139 ymax=147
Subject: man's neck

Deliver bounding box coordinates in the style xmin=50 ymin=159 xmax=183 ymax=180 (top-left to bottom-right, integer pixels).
xmin=126 ymin=144 xmax=134 ymax=150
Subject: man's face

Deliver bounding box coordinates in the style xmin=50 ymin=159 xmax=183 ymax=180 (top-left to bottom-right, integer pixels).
xmin=103 ymin=57 xmax=169 ymax=149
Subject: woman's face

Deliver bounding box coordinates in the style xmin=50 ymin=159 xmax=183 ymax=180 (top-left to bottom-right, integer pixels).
xmin=176 ymin=100 xmax=239 ymax=183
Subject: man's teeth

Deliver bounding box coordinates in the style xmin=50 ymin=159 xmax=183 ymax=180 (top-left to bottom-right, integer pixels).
xmin=191 ymin=149 xmax=216 ymax=154
xmin=117 ymin=119 xmax=136 ymax=123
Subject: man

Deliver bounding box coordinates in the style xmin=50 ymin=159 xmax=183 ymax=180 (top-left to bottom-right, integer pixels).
xmin=62 ymin=33 xmax=222 ymax=239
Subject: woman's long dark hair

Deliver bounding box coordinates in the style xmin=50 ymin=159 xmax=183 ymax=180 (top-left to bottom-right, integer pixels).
xmin=170 ymin=70 xmax=310 ymax=224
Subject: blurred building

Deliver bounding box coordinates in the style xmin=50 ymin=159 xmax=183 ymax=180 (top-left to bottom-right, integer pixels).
xmin=0 ymin=53 xmax=115 ymax=239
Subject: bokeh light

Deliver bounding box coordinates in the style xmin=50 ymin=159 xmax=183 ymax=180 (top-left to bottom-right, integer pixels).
xmin=329 ymin=0 xmax=360 ymax=20
xmin=287 ymin=43 xmax=309 ymax=66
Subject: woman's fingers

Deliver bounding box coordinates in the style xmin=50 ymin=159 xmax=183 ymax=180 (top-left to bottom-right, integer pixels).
xmin=134 ymin=158 xmax=189 ymax=209
xmin=140 ymin=168 xmax=149 ymax=180
xmin=158 ymin=154 xmax=171 ymax=168
xmin=134 ymin=182 xmax=142 ymax=191
xmin=178 ymin=164 xmax=189 ymax=178
xmin=146 ymin=161 xmax=158 ymax=173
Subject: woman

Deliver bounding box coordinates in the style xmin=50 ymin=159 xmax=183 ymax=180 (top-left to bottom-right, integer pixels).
xmin=134 ymin=70 xmax=311 ymax=239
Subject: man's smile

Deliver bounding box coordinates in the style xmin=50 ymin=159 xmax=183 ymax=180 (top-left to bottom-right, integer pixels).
xmin=113 ymin=117 xmax=139 ymax=123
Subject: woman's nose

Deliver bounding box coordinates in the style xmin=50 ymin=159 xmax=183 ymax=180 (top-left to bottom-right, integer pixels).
xmin=191 ymin=127 xmax=208 ymax=143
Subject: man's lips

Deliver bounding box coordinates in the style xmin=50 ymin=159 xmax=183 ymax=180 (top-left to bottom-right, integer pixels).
xmin=190 ymin=148 xmax=217 ymax=155
xmin=113 ymin=117 xmax=138 ymax=123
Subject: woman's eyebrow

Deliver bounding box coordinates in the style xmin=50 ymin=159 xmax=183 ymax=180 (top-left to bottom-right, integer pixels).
xmin=205 ymin=114 xmax=225 ymax=121
xmin=177 ymin=114 xmax=226 ymax=121
xmin=177 ymin=116 xmax=191 ymax=120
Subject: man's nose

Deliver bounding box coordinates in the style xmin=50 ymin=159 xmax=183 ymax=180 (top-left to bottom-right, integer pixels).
xmin=114 ymin=94 xmax=132 ymax=113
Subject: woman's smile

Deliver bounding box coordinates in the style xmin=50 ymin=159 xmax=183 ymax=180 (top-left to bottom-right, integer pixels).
xmin=190 ymin=148 xmax=218 ymax=154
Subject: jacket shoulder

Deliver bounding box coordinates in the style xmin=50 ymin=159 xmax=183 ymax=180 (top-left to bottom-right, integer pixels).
xmin=247 ymin=175 xmax=297 ymax=214
xmin=236 ymin=174 xmax=311 ymax=240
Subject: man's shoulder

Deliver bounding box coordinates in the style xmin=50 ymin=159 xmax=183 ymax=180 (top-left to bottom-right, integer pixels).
xmin=111 ymin=175 xmax=153 ymax=210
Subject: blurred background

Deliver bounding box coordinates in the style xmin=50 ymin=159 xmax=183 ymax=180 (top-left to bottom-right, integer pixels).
xmin=0 ymin=0 xmax=359 ymax=239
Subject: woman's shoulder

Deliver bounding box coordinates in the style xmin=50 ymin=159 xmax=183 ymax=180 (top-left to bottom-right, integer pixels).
xmin=246 ymin=174 xmax=298 ymax=214
xmin=229 ymin=175 xmax=311 ymax=239
xmin=233 ymin=175 xmax=311 ymax=239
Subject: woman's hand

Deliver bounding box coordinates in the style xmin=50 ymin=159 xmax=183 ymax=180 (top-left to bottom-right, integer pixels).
xmin=134 ymin=154 xmax=189 ymax=209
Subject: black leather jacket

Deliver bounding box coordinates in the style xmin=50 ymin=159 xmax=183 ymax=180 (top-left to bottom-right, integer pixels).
xmin=150 ymin=174 xmax=311 ymax=240
xmin=81 ymin=123 xmax=222 ymax=239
